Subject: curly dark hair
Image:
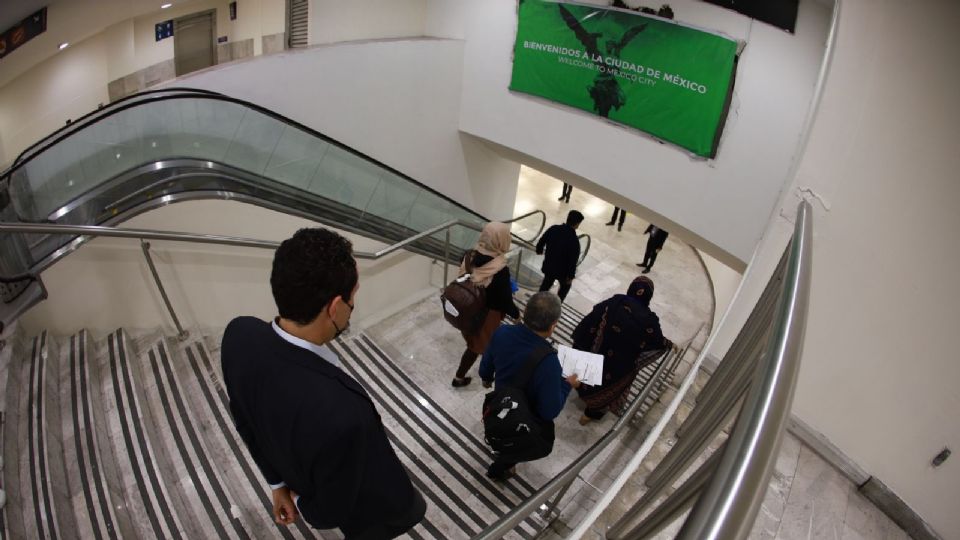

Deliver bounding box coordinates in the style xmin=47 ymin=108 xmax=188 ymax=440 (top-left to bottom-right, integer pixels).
xmin=270 ymin=228 xmax=358 ymax=325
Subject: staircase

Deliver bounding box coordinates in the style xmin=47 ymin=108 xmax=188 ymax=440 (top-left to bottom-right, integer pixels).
xmin=0 ymin=299 xmax=680 ymax=540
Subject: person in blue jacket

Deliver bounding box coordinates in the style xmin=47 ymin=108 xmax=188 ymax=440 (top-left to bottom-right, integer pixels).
xmin=479 ymin=292 xmax=581 ymax=480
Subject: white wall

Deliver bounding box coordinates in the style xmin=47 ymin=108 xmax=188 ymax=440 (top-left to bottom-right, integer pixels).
xmin=0 ymin=0 xmax=287 ymax=164
xmin=454 ymin=0 xmax=830 ymax=266
xmin=308 ymin=0 xmax=427 ymax=45
xmin=714 ymin=0 xmax=960 ymax=535
xmin=697 ymin=249 xmax=743 ymax=333
xmin=0 ymin=32 xmax=110 ymax=165
xmin=131 ymin=0 xmax=231 ymax=70
xmin=18 ymin=200 xmax=434 ymax=336
xmin=166 ymin=40 xmax=521 ymax=219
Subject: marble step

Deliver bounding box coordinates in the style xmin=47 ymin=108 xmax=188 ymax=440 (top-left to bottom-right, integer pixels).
xmin=13 ymin=331 xmax=79 ymax=540
xmin=328 ymin=333 xmax=546 ymax=540
xmin=59 ymin=330 xmax=130 ymax=540
xmin=513 ymin=293 xmax=584 ymax=348
xmin=1 ymin=328 xmax=26 ymax=540
xmin=133 ymin=337 xmax=259 ymax=539
xmin=98 ymin=329 xmax=192 ymax=538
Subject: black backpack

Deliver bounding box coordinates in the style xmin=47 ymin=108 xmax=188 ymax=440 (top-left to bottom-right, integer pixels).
xmin=440 ymin=250 xmax=488 ymax=333
xmin=482 ymin=344 xmax=554 ymax=457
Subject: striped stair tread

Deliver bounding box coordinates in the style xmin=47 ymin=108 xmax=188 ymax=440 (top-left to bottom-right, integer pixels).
xmin=329 ymin=334 xmax=546 ymax=540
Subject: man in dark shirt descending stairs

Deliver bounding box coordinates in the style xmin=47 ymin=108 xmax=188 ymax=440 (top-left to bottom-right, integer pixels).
xmin=536 ymin=210 xmax=584 ymax=302
xmin=221 ymin=228 xmax=425 ymax=539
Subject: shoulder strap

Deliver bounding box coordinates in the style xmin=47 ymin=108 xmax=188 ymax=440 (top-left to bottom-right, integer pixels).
xmin=509 ymin=343 xmax=555 ymax=390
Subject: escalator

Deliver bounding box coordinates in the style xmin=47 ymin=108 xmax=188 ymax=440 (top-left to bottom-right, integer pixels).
xmin=0 ymin=88 xmax=588 ymax=326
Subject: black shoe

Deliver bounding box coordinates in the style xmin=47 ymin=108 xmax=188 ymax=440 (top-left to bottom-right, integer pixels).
xmin=617 ymin=224 xmax=623 ymax=232
xmin=605 ymin=221 xmax=615 ymax=226
xmin=486 ymin=465 xmax=516 ymax=481
xmin=558 ymin=196 xmax=566 ymax=201
xmin=641 ymin=267 xmax=651 ymax=274
xmin=451 ymin=377 xmax=472 ymax=387
xmin=636 ymin=263 xmax=647 ymax=268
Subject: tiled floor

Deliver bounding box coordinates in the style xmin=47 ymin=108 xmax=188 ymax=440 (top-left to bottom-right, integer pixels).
xmin=367 ymin=166 xmax=909 ymax=538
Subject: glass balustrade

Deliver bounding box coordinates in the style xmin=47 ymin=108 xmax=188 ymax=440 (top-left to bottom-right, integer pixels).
xmin=2 ymin=94 xmax=495 ymax=271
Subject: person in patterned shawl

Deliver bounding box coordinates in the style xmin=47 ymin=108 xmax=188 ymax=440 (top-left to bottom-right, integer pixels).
xmin=571 ymin=276 xmax=674 ymax=424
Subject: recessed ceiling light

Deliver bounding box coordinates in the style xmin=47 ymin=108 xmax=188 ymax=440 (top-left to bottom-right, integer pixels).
xmin=58 ymin=42 xmax=69 ymax=50
xmin=161 ymin=3 xmax=172 ymax=8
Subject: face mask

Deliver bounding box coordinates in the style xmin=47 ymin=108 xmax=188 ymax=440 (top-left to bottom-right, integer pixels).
xmin=332 ymin=300 xmax=354 ymax=339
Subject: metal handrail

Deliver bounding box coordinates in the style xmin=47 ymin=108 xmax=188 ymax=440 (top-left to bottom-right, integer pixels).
xmin=0 ymin=219 xmax=480 ymax=258
xmin=577 ymin=233 xmax=591 ymax=266
xmin=474 ymin=347 xmax=676 ymax=540
xmin=1 ymin=88 xmax=225 ymax=180
xmin=502 ymin=209 xmax=547 ymax=243
xmin=475 ymin=322 xmax=704 ymax=540
xmin=675 ymin=199 xmax=812 ymax=539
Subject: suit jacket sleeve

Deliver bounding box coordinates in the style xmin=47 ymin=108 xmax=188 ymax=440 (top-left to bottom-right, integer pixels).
xmin=228 ymin=395 xmax=283 ymax=486
xmin=536 ymin=226 xmax=552 ymax=255
xmin=569 ymin=235 xmax=581 ymax=279
xmin=295 ymin=418 xmax=372 ymax=529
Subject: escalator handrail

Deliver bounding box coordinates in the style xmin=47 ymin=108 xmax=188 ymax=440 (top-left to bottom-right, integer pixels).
xmin=0 ymin=88 xmax=541 ymax=250
xmin=577 ymin=233 xmax=591 ymax=265
xmin=2 ymin=88 xmax=226 ymax=177
xmin=502 ymin=209 xmax=546 ymax=243
xmin=0 ymin=217 xmax=526 ymax=265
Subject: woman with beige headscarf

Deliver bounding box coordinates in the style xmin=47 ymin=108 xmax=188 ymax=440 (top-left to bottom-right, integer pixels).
xmin=452 ymin=222 xmax=521 ymax=387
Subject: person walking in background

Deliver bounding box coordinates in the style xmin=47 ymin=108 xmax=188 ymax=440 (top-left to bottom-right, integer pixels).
xmin=536 ymin=210 xmax=583 ymax=302
xmin=479 ymin=292 xmax=580 ymax=480
xmin=571 ymin=276 xmax=673 ymax=424
xmin=606 ymin=206 xmax=626 ymax=231
xmin=558 ymin=182 xmax=573 ymax=203
xmin=452 ymin=222 xmax=521 ymax=387
xmin=221 ymin=228 xmax=426 ymax=537
xmin=638 ymin=224 xmax=668 ymax=273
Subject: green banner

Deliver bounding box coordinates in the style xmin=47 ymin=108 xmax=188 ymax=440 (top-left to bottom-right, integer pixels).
xmin=510 ymin=0 xmax=737 ymax=157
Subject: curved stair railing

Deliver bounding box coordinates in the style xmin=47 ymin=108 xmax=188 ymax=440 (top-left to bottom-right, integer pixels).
xmin=566 ymin=200 xmax=813 ymax=539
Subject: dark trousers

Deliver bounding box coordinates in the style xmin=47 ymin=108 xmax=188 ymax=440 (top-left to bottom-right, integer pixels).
xmin=341 ymin=488 xmax=427 ymax=539
xmin=539 ymin=273 xmax=571 ymax=301
xmin=488 ymin=422 xmax=555 ymax=477
xmin=456 ymin=349 xmax=479 ymax=379
xmin=642 ymin=242 xmax=660 ymax=268
xmin=558 ymin=183 xmax=572 ymax=202
xmin=607 ymin=207 xmax=626 ymax=229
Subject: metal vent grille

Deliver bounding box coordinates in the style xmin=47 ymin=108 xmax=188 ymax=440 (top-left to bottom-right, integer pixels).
xmin=287 ymin=0 xmax=308 ymax=48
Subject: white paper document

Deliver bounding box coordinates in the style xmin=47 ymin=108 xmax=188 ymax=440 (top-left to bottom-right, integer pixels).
xmin=556 ymin=345 xmax=604 ymax=387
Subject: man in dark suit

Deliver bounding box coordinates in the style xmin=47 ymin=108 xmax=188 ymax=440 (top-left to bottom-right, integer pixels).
xmin=222 ymin=228 xmax=425 ymax=539
xmin=638 ymin=224 xmax=669 ymax=273
xmin=536 ymin=210 xmax=584 ymax=301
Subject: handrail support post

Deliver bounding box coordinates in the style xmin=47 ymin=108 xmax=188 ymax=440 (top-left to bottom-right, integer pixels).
xmin=140 ymin=240 xmax=189 ymax=341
